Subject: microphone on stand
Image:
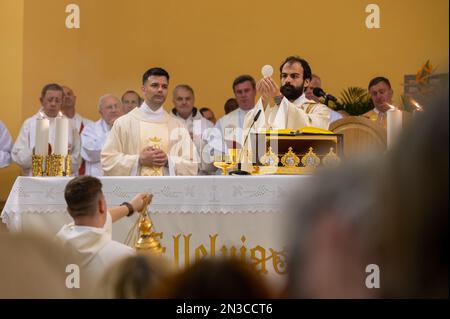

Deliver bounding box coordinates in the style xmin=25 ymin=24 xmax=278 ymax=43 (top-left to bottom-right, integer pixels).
xmin=313 ymin=87 xmax=337 ymax=106
xmin=228 ymin=109 xmax=262 ymax=175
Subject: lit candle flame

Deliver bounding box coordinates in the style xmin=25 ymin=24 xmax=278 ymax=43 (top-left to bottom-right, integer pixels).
xmin=410 ymin=99 xmax=423 ymax=111
xmin=39 ymin=111 xmax=45 ymax=119
xmin=58 ymin=111 xmax=64 ymax=117
xmin=387 ymin=104 xmax=396 ymax=110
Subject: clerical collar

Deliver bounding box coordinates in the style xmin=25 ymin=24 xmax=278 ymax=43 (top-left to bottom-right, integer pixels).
xmin=292 ymin=94 xmax=310 ymax=107
xmin=238 ymin=108 xmax=251 ymax=115
xmin=37 ymin=107 xmax=58 ymax=120
xmin=140 ymin=101 xmax=165 ymax=120
xmin=373 ymin=108 xmax=387 ymax=115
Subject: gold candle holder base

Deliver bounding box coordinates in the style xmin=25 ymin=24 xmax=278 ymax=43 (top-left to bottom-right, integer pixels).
xmin=64 ymin=154 xmax=72 ymax=176
xmin=45 ymin=155 xmax=51 ymax=176
xmin=31 ymin=154 xmax=44 ymax=176
xmin=50 ymin=154 xmax=64 ymax=176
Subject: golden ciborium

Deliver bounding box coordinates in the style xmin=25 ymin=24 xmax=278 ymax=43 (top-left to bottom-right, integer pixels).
xmin=126 ymin=195 xmax=164 ymax=254
xmin=213 ymin=148 xmax=238 ymax=175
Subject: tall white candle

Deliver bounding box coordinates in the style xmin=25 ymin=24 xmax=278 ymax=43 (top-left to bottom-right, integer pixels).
xmin=34 ymin=117 xmax=49 ymax=155
xmin=387 ymin=106 xmax=402 ymax=149
xmin=54 ymin=114 xmax=68 ymax=155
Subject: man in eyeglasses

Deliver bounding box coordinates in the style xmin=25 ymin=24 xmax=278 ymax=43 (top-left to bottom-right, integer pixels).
xmin=80 ymin=94 xmax=124 ymax=176
xmin=244 ymin=56 xmax=331 ymax=131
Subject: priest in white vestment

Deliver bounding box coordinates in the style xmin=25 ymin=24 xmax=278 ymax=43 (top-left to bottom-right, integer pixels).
xmin=81 ymin=94 xmax=124 ymax=176
xmin=210 ymin=75 xmax=257 ymax=157
xmin=101 ymin=67 xmax=198 ymax=176
xmin=170 ymin=84 xmax=215 ymax=174
xmin=243 ymin=56 xmax=331 ymax=132
xmin=0 ymin=120 xmax=13 ymax=168
xmin=55 ymin=176 xmax=149 ymax=283
xmin=11 ymin=83 xmax=81 ymax=176
xmin=62 ymin=85 xmax=93 ymax=134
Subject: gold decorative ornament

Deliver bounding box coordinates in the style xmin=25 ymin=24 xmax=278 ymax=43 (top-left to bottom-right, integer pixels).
xmin=45 ymin=155 xmax=52 ymax=176
xmin=50 ymin=154 xmax=64 ymax=176
xmin=31 ymin=154 xmax=44 ymax=176
xmin=280 ymin=147 xmax=300 ymax=167
xmin=260 ymin=146 xmax=279 ymax=166
xmin=301 ymin=147 xmax=321 ymax=168
xmin=64 ymin=155 xmax=72 ymax=176
xmin=141 ymin=137 xmax=163 ymax=176
xmin=149 ymin=136 xmax=162 ymax=149
xmin=126 ymin=195 xmax=164 ymax=254
xmin=322 ymin=147 xmax=341 ymax=168
xmin=213 ymin=154 xmax=235 ymax=175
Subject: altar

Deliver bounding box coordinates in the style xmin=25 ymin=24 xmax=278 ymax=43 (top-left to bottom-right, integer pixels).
xmin=1 ymin=175 xmax=309 ymax=287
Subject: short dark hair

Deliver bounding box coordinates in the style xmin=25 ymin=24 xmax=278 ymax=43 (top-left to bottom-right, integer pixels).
xmin=41 ymin=83 xmax=64 ymax=98
xmin=279 ymin=56 xmax=312 ymax=81
xmin=199 ymin=107 xmax=212 ymax=114
xmin=224 ymin=98 xmax=239 ymax=114
xmin=121 ymin=90 xmax=141 ymax=103
xmin=64 ymin=176 xmax=103 ymax=218
xmin=142 ymin=67 xmax=170 ymax=85
xmin=232 ymin=75 xmax=256 ymax=92
xmin=368 ymin=77 xmax=391 ymax=90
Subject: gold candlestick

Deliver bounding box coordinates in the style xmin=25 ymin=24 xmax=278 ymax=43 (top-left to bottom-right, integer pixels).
xmin=31 ymin=154 xmax=44 ymax=176
xmin=45 ymin=155 xmax=51 ymax=176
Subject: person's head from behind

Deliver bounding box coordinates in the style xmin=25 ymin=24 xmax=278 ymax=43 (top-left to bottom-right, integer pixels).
xmin=99 ymin=253 xmax=172 ymax=299
xmin=121 ymin=90 xmax=141 ymax=113
xmin=287 ymin=161 xmax=381 ymax=298
xmin=304 ymin=74 xmax=321 ymax=102
xmin=141 ymin=67 xmax=169 ymax=109
xmin=368 ymin=77 xmax=393 ymax=113
xmin=153 ymin=257 xmax=272 ymax=298
xmin=232 ymin=75 xmax=256 ymax=111
xmin=98 ymin=94 xmax=124 ymax=127
xmin=279 ymin=56 xmax=312 ymax=102
xmin=172 ymin=84 xmax=195 ymax=120
xmin=0 ymin=232 xmax=90 ymax=298
xmin=371 ymin=91 xmax=448 ymax=298
xmin=64 ymin=176 xmax=107 ymax=227
xmin=199 ymin=107 xmax=216 ymax=124
xmin=40 ymin=83 xmax=64 ymax=118
xmin=224 ymin=98 xmax=239 ymax=114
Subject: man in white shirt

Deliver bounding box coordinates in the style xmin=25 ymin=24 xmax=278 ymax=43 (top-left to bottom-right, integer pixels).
xmin=81 ymin=94 xmax=124 ymax=176
xmin=56 ymin=175 xmax=150 ymax=283
xmin=12 ymin=83 xmax=81 ymax=176
xmin=121 ymin=90 xmax=142 ymax=114
xmin=171 ymin=84 xmax=215 ymax=174
xmin=212 ymin=75 xmax=257 ymax=155
xmin=62 ymin=85 xmax=93 ymax=134
xmin=101 ymin=67 xmax=198 ymax=176
xmin=304 ymin=74 xmax=343 ymax=124
xmin=362 ymin=77 xmax=394 ymax=128
xmin=0 ymin=120 xmax=13 ymax=168
xmin=246 ymin=56 xmax=331 ymax=131
xmin=62 ymin=85 xmax=94 ymax=175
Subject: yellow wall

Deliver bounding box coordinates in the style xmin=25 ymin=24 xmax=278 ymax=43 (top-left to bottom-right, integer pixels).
xmin=0 ymin=0 xmax=23 ymax=200
xmin=0 ymin=0 xmax=449 ymax=198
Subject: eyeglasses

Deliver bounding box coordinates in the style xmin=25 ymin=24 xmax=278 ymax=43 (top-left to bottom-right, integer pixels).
xmin=103 ymin=104 xmax=121 ymax=111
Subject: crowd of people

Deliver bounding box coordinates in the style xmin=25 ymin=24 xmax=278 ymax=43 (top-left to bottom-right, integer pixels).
xmin=0 ymin=55 xmax=396 ymax=176
xmin=1 ymin=90 xmax=447 ymax=297
xmin=0 ymin=54 xmax=447 ymax=299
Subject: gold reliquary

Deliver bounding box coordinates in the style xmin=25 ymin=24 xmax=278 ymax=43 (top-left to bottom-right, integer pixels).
xmin=249 ymin=127 xmax=343 ymax=175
